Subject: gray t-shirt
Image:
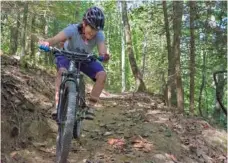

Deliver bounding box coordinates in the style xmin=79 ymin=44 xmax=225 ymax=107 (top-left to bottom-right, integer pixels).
xmin=63 ymin=24 xmax=105 ymax=54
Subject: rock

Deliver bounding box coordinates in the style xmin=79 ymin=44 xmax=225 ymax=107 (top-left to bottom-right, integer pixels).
xmin=157 ymin=103 xmax=165 ymax=109
xmin=116 ymin=130 xmax=124 ymax=134
xmin=125 ymin=153 xmax=136 ymax=158
xmin=124 ymin=132 xmax=131 ymax=138
xmin=130 ymin=123 xmax=136 ymax=126
xmin=99 ymin=123 xmax=106 ymax=127
xmin=153 ymin=154 xmax=166 ymax=160
xmin=36 ymin=70 xmax=41 ymax=75
xmin=19 ymin=140 xmax=27 ymax=149
xmin=164 ymin=130 xmax=172 ymax=137
xmin=15 ymin=99 xmax=21 ymax=105
xmin=32 ymin=142 xmax=47 ymax=147
xmin=142 ymin=133 xmax=149 ymax=137
xmin=104 ymin=132 xmax=113 ymax=136
xmin=201 ymin=153 xmax=213 ymax=163
xmin=109 ymin=121 xmax=116 ymax=124
xmin=47 ymin=119 xmax=58 ymax=133
xmin=21 ymin=102 xmax=35 ymax=112
xmin=10 ymin=126 xmax=19 ymax=137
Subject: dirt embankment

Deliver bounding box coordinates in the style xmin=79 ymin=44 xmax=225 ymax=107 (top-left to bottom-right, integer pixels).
xmin=1 ymin=55 xmax=227 ymax=163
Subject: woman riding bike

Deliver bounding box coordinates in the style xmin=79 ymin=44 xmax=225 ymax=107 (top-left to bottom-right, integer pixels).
xmin=39 ymin=6 xmax=110 ymax=120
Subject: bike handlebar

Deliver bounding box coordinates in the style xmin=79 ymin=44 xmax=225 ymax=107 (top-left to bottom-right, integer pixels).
xmin=38 ymin=45 xmax=104 ymax=62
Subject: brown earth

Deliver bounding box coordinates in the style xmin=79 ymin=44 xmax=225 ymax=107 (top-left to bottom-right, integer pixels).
xmin=1 ymin=55 xmax=227 ymax=163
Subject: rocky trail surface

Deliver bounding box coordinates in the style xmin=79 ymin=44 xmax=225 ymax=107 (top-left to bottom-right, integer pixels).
xmin=1 ymin=55 xmax=227 ymax=163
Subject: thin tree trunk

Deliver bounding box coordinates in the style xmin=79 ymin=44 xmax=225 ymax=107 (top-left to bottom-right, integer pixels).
xmin=119 ymin=1 xmax=126 ymax=92
xmin=10 ymin=13 xmax=20 ymax=55
xmin=1 ymin=12 xmax=7 ymax=39
xmin=75 ymin=1 xmax=81 ymax=22
xmin=141 ymin=30 xmax=147 ymax=79
xmin=44 ymin=11 xmax=48 ymax=37
xmin=10 ymin=26 xmax=17 ymax=55
xmin=121 ymin=18 xmax=126 ymax=92
xmin=173 ymin=1 xmax=184 ymax=112
xmin=121 ymin=1 xmax=146 ymax=92
xmin=198 ymin=49 xmax=205 ymax=116
xmin=189 ymin=1 xmax=196 ymax=115
xmin=42 ymin=10 xmax=50 ymax=66
xmin=30 ymin=14 xmax=36 ymax=59
xmin=162 ymin=1 xmax=176 ymax=107
xmin=21 ymin=2 xmax=28 ymax=56
xmin=198 ymin=2 xmax=211 ymax=117
xmin=213 ymin=71 xmax=227 ymax=119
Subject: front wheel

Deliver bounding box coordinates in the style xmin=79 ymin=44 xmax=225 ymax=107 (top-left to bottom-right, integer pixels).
xmin=56 ymin=81 xmax=77 ymax=163
xmin=73 ymin=77 xmax=85 ymax=139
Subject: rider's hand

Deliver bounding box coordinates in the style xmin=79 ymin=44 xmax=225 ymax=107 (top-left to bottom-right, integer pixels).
xmin=102 ymin=53 xmax=110 ymax=62
xmin=38 ymin=40 xmax=50 ymax=47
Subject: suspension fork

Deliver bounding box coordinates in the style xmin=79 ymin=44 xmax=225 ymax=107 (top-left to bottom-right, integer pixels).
xmin=56 ymin=72 xmax=76 ymax=124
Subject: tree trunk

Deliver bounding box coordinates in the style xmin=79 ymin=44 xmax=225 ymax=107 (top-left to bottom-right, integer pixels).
xmin=119 ymin=2 xmax=126 ymax=92
xmin=44 ymin=12 xmax=48 ymax=37
xmin=75 ymin=1 xmax=81 ymax=22
xmin=10 ymin=13 xmax=20 ymax=55
xmin=213 ymin=71 xmax=227 ymax=119
xmin=198 ymin=50 xmax=205 ymax=116
xmin=198 ymin=2 xmax=211 ymax=117
xmin=189 ymin=1 xmax=196 ymax=115
xmin=173 ymin=1 xmax=184 ymax=112
xmin=162 ymin=1 xmax=176 ymax=107
xmin=21 ymin=2 xmax=28 ymax=56
xmin=10 ymin=26 xmax=17 ymax=55
xmin=1 ymin=11 xmax=8 ymax=39
xmin=42 ymin=11 xmax=50 ymax=66
xmin=121 ymin=18 xmax=126 ymax=92
xmin=30 ymin=14 xmax=36 ymax=59
xmin=141 ymin=30 xmax=147 ymax=79
xmin=121 ymin=1 xmax=146 ymax=92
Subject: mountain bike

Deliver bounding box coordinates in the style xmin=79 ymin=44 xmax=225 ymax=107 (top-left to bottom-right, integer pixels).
xmin=39 ymin=45 xmax=104 ymax=163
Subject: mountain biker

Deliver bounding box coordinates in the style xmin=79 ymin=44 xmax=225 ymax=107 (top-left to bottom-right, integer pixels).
xmin=39 ymin=6 xmax=110 ymax=120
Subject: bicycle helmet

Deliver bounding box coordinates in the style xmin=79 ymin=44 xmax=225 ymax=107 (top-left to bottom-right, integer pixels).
xmin=83 ymin=6 xmax=105 ymax=30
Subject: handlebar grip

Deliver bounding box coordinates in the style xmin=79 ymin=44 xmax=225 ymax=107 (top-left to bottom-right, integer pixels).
xmin=97 ymin=56 xmax=104 ymax=62
xmin=39 ymin=45 xmax=51 ymax=52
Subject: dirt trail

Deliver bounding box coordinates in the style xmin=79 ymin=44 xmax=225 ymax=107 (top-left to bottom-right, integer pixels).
xmin=1 ymin=55 xmax=227 ymax=163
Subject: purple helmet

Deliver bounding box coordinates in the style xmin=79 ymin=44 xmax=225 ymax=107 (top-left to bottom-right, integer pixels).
xmin=83 ymin=6 xmax=105 ymax=30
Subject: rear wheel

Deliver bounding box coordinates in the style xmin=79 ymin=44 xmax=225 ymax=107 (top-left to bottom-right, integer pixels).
xmin=56 ymin=81 xmax=77 ymax=163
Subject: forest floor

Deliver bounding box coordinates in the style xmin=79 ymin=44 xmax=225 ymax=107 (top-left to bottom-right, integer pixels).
xmin=1 ymin=55 xmax=227 ymax=163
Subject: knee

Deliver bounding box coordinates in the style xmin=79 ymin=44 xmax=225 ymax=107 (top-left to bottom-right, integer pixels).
xmin=95 ymin=71 xmax=107 ymax=83
xmin=57 ymin=68 xmax=67 ymax=76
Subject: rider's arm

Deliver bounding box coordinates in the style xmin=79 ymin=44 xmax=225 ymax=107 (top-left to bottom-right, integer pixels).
xmin=43 ymin=24 xmax=74 ymax=46
xmin=45 ymin=31 xmax=67 ymax=46
xmin=97 ymin=41 xmax=108 ymax=56
xmin=96 ymin=31 xmax=108 ymax=55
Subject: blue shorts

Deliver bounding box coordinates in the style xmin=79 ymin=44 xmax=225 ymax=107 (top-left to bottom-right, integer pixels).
xmin=55 ymin=55 xmax=105 ymax=81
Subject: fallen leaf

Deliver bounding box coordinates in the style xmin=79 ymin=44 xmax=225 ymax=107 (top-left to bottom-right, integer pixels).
xmin=131 ymin=136 xmax=153 ymax=152
xmin=165 ymin=153 xmax=178 ymax=162
xmin=10 ymin=151 xmax=18 ymax=158
xmin=108 ymin=138 xmax=126 ymax=149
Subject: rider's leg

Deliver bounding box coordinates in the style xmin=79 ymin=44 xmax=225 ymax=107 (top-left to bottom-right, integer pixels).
xmin=89 ymin=71 xmax=107 ymax=105
xmin=80 ymin=61 xmax=106 ymax=119
xmin=55 ymin=68 xmax=67 ymax=109
xmin=52 ymin=55 xmax=69 ymax=118
xmin=84 ymin=71 xmax=106 ymax=120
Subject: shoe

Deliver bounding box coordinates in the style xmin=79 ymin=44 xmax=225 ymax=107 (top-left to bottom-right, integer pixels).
xmin=51 ymin=107 xmax=57 ymax=120
xmin=85 ymin=107 xmax=95 ymax=120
